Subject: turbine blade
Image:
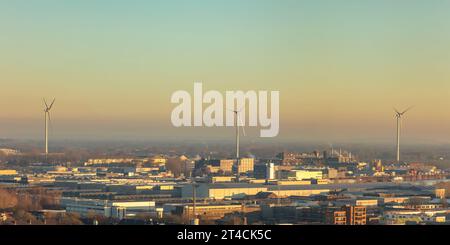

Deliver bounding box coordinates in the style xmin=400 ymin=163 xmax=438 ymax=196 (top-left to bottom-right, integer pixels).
xmin=48 ymin=98 xmax=56 ymax=110
xmin=401 ymin=106 xmax=413 ymax=115
xmin=393 ymin=107 xmax=400 ymax=114
xmin=238 ymin=114 xmax=246 ymax=136
xmin=43 ymin=98 xmax=49 ymax=109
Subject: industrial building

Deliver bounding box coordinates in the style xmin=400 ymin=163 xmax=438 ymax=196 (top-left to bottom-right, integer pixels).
xmin=181 ymin=183 xmax=330 ymax=199
xmin=278 ymin=169 xmax=323 ymax=181
xmin=60 ymin=197 xmax=157 ymax=219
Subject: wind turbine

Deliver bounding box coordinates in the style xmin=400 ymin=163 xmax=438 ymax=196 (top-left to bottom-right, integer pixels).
xmin=43 ymin=98 xmax=55 ymax=155
xmin=394 ymin=106 xmax=412 ymax=163
xmin=229 ymin=108 xmax=246 ymax=179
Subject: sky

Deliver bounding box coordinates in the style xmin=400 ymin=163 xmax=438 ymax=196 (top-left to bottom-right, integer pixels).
xmin=0 ymin=0 xmax=450 ymax=144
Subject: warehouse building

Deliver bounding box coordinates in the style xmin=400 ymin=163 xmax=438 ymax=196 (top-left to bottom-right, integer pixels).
xmin=60 ymin=197 xmax=157 ymax=219
xmin=181 ymin=183 xmax=330 ymax=199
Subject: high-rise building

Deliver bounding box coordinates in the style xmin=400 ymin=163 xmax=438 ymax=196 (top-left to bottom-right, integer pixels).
xmin=237 ymin=158 xmax=254 ymax=174
xmin=266 ymin=163 xmax=275 ymax=180
xmin=206 ymin=159 xmax=235 ymax=174
xmin=219 ymin=159 xmax=235 ymax=173
xmin=253 ymin=164 xmax=265 ymax=179
xmin=183 ymin=160 xmax=196 ymax=177
xmin=326 ymin=205 xmax=366 ymax=225
xmin=344 ymin=205 xmax=367 ymax=225
xmin=254 ymin=163 xmax=276 ymax=180
xmin=326 ymin=208 xmax=347 ymax=225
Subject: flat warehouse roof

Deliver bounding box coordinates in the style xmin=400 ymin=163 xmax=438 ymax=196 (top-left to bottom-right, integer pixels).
xmin=199 ymin=181 xmax=438 ymax=191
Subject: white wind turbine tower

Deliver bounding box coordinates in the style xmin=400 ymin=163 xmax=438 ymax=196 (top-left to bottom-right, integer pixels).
xmin=394 ymin=106 xmax=412 ymax=163
xmin=230 ymin=108 xmax=246 ymax=180
xmin=43 ymin=98 xmax=55 ymax=156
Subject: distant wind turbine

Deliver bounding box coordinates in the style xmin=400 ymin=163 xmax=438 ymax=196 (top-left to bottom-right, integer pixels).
xmin=228 ymin=108 xmax=246 ymax=179
xmin=394 ymin=106 xmax=412 ymax=163
xmin=43 ymin=98 xmax=55 ymax=155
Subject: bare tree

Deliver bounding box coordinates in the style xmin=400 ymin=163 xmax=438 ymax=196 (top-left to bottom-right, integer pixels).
xmin=0 ymin=189 xmax=18 ymax=210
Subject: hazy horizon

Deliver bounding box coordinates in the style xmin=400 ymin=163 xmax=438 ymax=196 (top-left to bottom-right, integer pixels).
xmin=1 ymin=1 xmax=450 ymax=143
